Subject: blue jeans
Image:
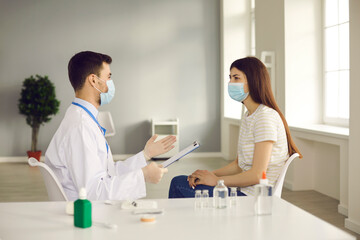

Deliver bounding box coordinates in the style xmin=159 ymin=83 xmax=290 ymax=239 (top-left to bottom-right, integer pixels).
xmin=168 ymin=175 xmax=247 ymax=198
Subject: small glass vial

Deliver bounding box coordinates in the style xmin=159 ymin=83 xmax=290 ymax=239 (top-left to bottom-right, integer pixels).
xmin=213 ymin=180 xmax=228 ymax=209
xmin=194 ymin=190 xmax=202 ymax=209
xmin=229 ymin=187 xmax=237 ymax=207
xmin=254 ymin=171 xmax=273 ymax=215
xmin=201 ymin=190 xmax=209 ymax=208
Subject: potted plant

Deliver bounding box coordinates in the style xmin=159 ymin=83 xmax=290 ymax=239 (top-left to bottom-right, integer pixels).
xmin=18 ymin=75 xmax=60 ymax=161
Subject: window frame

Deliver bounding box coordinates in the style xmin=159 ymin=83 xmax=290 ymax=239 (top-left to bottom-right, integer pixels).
xmin=223 ymin=0 xmax=255 ymax=120
xmin=322 ymin=0 xmax=349 ymax=127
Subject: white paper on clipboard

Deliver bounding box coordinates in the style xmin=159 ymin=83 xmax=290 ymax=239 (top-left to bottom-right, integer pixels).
xmin=161 ymin=141 xmax=200 ymax=168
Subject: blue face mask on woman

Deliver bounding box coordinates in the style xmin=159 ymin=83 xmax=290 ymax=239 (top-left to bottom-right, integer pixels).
xmin=228 ymin=83 xmax=249 ymax=102
xmin=94 ymin=76 xmax=115 ymax=106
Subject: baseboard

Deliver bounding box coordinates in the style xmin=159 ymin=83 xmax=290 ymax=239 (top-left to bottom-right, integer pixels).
xmin=345 ymin=218 xmax=360 ymax=235
xmin=1 ymin=152 xmax=223 ymax=163
xmin=283 ymin=179 xmax=294 ymax=190
xmin=0 ymin=156 xmax=29 ymax=163
xmin=284 ymin=180 xmax=349 ymax=217
xmin=0 ymin=156 xmax=45 ymax=163
xmin=338 ymin=204 xmax=349 ymax=216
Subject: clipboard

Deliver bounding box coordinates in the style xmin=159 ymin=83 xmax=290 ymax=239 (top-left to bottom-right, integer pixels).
xmin=161 ymin=141 xmax=200 ymax=168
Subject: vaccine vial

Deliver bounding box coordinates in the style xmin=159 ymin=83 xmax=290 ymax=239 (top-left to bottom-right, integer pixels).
xmin=254 ymin=171 xmax=273 ymax=215
xmin=194 ymin=190 xmax=202 ymax=209
xmin=230 ymin=187 xmax=237 ymax=207
xmin=213 ymin=180 xmax=228 ymax=209
xmin=201 ymin=189 xmax=209 ymax=208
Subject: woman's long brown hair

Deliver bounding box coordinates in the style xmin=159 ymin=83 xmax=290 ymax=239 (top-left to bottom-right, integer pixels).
xmin=230 ymin=57 xmax=302 ymax=158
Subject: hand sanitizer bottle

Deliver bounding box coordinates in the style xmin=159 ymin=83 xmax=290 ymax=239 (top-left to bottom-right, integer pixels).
xmin=213 ymin=180 xmax=228 ymax=209
xmin=254 ymin=171 xmax=273 ymax=215
xmin=74 ymin=187 xmax=92 ymax=228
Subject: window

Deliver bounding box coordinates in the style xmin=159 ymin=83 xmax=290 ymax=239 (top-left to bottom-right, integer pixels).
xmin=250 ymin=0 xmax=256 ymax=57
xmin=323 ymin=0 xmax=349 ymax=126
xmin=223 ymin=0 xmax=255 ymax=119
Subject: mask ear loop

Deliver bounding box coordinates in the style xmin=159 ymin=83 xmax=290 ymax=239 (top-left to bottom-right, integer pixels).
xmin=93 ymin=85 xmax=103 ymax=94
xmin=95 ymin=75 xmax=109 ymax=93
xmin=92 ymin=75 xmax=105 ymax=93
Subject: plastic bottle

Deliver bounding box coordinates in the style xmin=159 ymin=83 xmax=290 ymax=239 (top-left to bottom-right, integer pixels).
xmin=201 ymin=189 xmax=209 ymax=208
xmin=194 ymin=190 xmax=202 ymax=209
xmin=254 ymin=171 xmax=273 ymax=215
xmin=213 ymin=180 xmax=228 ymax=209
xmin=230 ymin=187 xmax=237 ymax=207
xmin=74 ymin=188 xmax=92 ymax=228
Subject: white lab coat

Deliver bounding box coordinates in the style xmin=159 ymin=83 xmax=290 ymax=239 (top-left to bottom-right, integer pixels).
xmin=45 ymin=98 xmax=147 ymax=201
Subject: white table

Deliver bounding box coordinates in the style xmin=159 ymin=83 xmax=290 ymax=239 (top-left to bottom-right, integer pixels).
xmin=0 ymin=197 xmax=355 ymax=240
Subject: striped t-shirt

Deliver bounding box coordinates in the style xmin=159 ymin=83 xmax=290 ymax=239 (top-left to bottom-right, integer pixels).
xmin=238 ymin=104 xmax=288 ymax=196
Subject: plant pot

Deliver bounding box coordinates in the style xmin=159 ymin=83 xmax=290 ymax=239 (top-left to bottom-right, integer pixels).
xmin=27 ymin=151 xmax=42 ymax=161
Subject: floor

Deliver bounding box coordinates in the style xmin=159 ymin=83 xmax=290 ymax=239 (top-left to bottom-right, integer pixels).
xmin=0 ymin=157 xmax=359 ymax=239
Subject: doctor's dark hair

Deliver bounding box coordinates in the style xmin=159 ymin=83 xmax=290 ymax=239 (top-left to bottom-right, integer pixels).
xmin=230 ymin=57 xmax=302 ymax=158
xmin=68 ymin=51 xmax=112 ymax=91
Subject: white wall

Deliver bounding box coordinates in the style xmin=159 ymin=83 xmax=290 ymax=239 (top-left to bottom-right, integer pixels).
xmin=219 ymin=0 xmax=359 ymax=234
xmin=220 ymin=0 xmax=251 ymax=160
xmin=233 ymin=0 xmax=351 ymax=216
xmin=281 ymin=0 xmax=353 ymax=217
xmin=286 ymin=136 xmax=340 ymax=199
xmin=346 ymin=0 xmax=360 ymax=234
xmin=221 ymin=0 xmax=287 ymax=161
xmin=222 ymin=0 xmax=251 ymax=120
xmin=255 ymin=0 xmax=285 ymax=113
xmin=283 ymin=0 xmax=334 ymax=194
xmin=284 ymin=0 xmax=322 ymax=125
xmin=0 ymin=0 xmax=221 ymax=156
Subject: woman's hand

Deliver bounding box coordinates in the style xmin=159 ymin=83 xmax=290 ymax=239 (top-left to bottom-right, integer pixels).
xmin=187 ymin=170 xmax=219 ymax=188
xmin=144 ymin=135 xmax=176 ymax=159
xmin=187 ymin=174 xmax=198 ymax=188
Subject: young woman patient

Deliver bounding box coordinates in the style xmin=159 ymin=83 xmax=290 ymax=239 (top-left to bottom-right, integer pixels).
xmin=169 ymin=56 xmax=302 ymax=198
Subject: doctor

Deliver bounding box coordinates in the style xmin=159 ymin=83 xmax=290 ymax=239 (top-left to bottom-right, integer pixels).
xmin=45 ymin=51 xmax=176 ymax=201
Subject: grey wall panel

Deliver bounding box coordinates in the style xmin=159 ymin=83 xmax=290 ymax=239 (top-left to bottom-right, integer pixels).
xmin=0 ymin=0 xmax=220 ymax=155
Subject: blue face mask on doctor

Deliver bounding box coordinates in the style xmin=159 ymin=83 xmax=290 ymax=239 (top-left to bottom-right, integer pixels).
xmin=94 ymin=76 xmax=115 ymax=106
xmin=228 ymin=83 xmax=249 ymax=102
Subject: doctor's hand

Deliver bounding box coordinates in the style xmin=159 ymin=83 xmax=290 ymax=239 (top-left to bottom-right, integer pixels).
xmin=144 ymin=135 xmax=176 ymax=159
xmin=142 ymin=162 xmax=168 ymax=184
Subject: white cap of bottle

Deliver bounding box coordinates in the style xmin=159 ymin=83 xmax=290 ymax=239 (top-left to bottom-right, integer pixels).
xmin=79 ymin=187 xmax=87 ymax=200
